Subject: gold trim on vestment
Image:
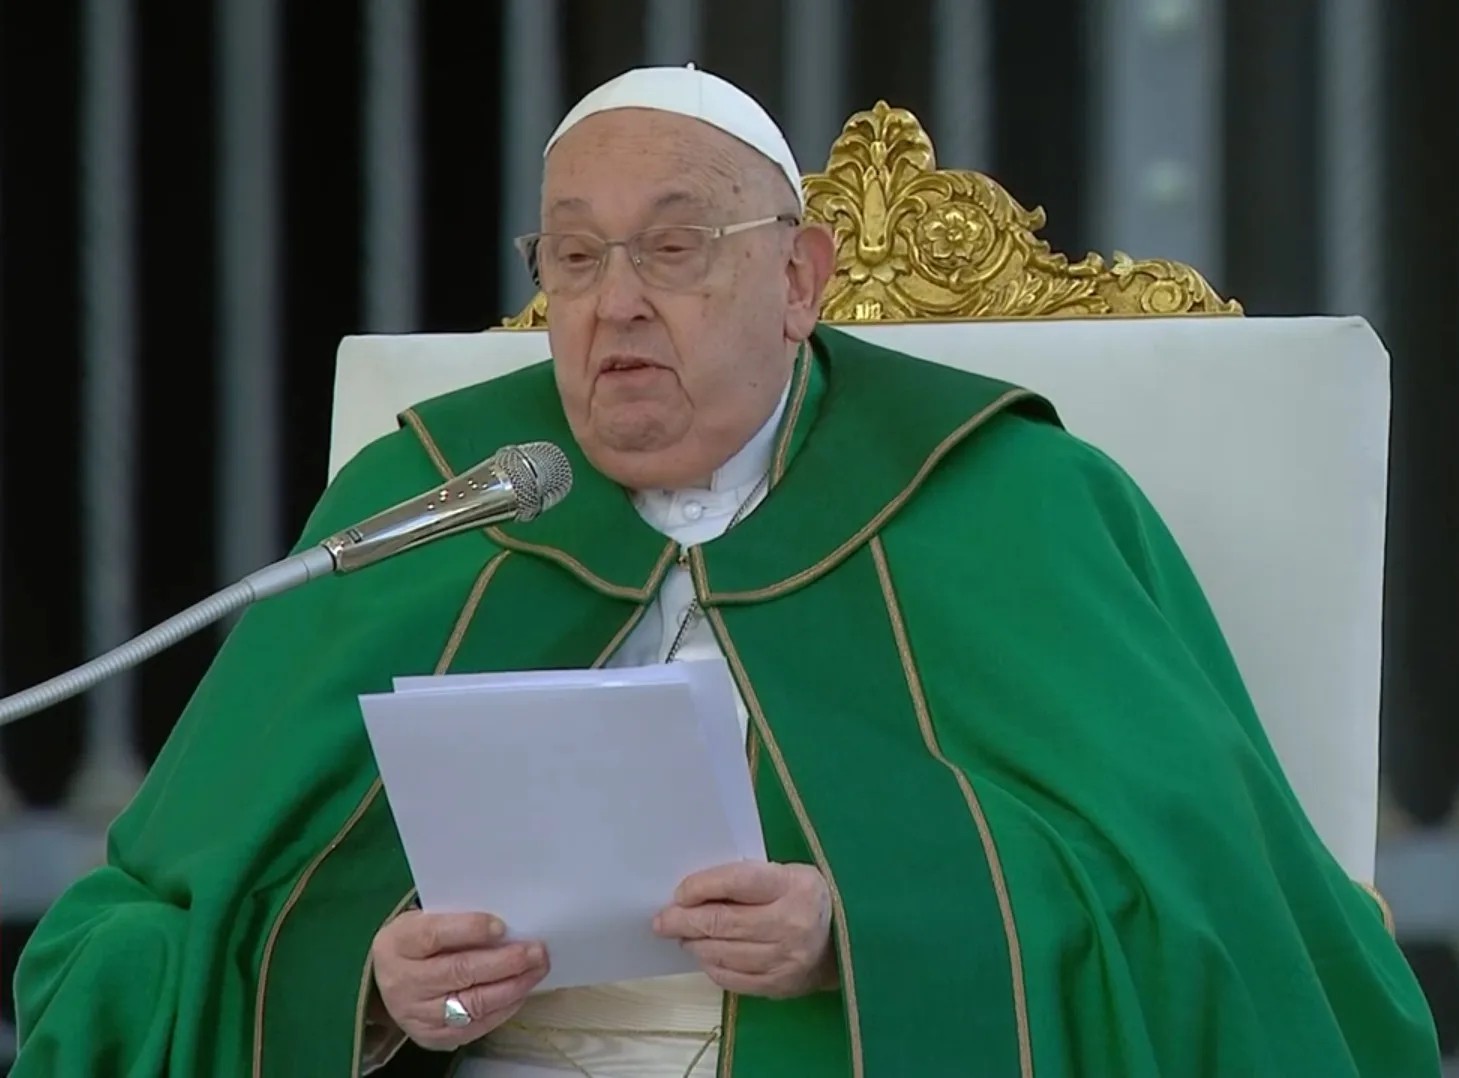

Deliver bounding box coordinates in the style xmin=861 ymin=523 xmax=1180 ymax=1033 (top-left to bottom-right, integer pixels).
xmin=400 ymin=406 xmax=455 ymax=479
xmin=716 ymin=994 xmax=739 ymax=1078
xmin=713 ymin=730 xmax=762 ymax=1076
xmin=405 ymin=352 xmax=1031 ymax=609
xmin=252 ymin=779 xmax=388 ymax=1075
xmin=346 ymin=553 xmax=513 ymax=1072
xmin=253 ymin=548 xmax=513 ymax=1077
xmin=714 ymin=729 xmax=761 ymax=1077
xmin=401 ymin=406 xmax=681 ymax=603
xmin=352 ymin=887 xmax=424 ymax=1073
xmin=591 ymin=603 xmax=651 ymax=667
xmin=699 ymin=389 xmax=1038 ymax=603
xmin=703 ymin=607 xmax=865 ymax=1078
xmin=770 ymin=343 xmax=813 ymax=487
xmin=476 ymin=525 xmax=677 ymax=602
xmin=870 ymin=537 xmax=1034 ymax=1078
xmin=1358 ymin=881 xmax=1397 ymax=937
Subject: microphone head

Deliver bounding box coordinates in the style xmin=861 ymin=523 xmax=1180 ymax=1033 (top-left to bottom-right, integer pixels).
xmin=495 ymin=441 xmax=573 ymax=521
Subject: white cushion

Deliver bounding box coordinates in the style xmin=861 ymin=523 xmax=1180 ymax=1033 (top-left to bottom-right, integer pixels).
xmin=330 ymin=315 xmax=1389 ymax=884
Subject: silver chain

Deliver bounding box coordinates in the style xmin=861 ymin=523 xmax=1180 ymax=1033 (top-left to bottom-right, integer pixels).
xmin=663 ymin=471 xmax=769 ymax=664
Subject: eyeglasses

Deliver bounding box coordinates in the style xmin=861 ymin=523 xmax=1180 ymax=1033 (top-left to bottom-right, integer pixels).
xmin=514 ymin=214 xmax=800 ymax=297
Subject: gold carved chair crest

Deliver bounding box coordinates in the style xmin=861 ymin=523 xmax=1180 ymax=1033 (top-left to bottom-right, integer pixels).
xmin=504 ymin=101 xmax=1240 ymax=328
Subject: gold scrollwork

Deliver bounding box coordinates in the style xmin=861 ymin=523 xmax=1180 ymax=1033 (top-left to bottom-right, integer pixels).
xmin=502 ymin=100 xmax=1240 ymax=329
xmin=501 ymin=291 xmax=549 ymax=329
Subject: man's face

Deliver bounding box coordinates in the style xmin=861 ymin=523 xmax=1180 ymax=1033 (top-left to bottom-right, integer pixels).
xmin=539 ymin=109 xmax=825 ymax=491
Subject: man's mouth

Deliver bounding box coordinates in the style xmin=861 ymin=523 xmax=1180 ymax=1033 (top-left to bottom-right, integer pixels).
xmin=601 ymin=357 xmax=660 ymax=373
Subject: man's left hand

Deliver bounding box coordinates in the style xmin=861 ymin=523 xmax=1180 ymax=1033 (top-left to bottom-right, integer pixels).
xmin=652 ymin=861 xmax=838 ymax=999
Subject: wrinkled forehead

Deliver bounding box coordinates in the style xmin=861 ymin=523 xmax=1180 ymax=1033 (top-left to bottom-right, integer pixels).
xmin=541 ymin=109 xmax=758 ymax=224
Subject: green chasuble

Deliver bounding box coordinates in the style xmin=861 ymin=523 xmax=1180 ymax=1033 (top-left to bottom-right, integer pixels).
xmin=12 ymin=325 xmax=1440 ymax=1077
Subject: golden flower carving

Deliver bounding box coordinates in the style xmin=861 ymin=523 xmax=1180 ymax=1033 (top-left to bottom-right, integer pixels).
xmin=918 ymin=205 xmax=987 ymax=266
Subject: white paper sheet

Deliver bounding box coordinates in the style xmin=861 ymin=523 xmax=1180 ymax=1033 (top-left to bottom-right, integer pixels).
xmin=360 ymin=657 xmax=764 ymax=992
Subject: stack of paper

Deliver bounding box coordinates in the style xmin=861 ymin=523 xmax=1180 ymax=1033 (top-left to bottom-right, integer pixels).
xmin=358 ymin=656 xmax=765 ymax=991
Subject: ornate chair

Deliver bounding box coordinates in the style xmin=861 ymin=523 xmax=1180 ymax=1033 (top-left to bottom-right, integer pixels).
xmin=329 ymin=104 xmax=1391 ymax=891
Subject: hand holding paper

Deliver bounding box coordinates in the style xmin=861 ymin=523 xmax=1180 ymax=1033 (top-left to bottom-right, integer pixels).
xmin=653 ymin=860 xmax=839 ymax=1000
xmin=369 ymin=910 xmax=548 ymax=1050
xmin=359 ymin=656 xmax=766 ymax=993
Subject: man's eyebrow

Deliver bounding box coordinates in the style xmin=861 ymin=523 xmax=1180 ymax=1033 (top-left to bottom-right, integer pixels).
xmin=649 ymin=190 xmax=714 ymax=213
xmin=544 ymin=196 xmax=590 ymax=217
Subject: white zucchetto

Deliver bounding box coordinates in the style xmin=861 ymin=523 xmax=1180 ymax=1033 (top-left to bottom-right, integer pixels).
xmin=544 ymin=64 xmax=805 ymax=210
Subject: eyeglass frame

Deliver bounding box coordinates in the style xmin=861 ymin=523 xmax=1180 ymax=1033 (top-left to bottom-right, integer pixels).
xmin=513 ymin=213 xmax=802 ymax=296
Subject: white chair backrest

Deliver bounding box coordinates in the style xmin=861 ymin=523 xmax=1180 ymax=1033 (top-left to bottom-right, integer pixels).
xmin=328 ymin=313 xmax=1389 ymax=884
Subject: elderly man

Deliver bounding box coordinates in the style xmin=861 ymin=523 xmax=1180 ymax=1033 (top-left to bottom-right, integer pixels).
xmin=12 ymin=66 xmax=1440 ymax=1078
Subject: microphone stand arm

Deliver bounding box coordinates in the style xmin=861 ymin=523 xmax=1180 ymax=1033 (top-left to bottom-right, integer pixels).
xmin=0 ymin=439 xmax=570 ymax=729
xmin=0 ymin=547 xmax=336 ymax=728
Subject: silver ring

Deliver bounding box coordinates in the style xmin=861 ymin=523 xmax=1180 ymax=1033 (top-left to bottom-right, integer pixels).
xmin=443 ymin=995 xmax=473 ymax=1028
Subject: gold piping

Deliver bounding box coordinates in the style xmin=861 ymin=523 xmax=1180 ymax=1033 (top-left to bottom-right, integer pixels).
xmin=716 ymin=994 xmax=739 ymax=1078
xmin=870 ymin=536 xmax=1034 ymax=1078
xmin=689 ymin=545 xmax=712 ymax=604
xmin=350 ymin=887 xmax=422 ymax=1075
xmin=403 ymin=360 xmax=1029 ymax=609
xmin=437 ymin=552 xmax=515 ymax=669
xmin=592 ymin=603 xmax=650 ymax=667
xmin=715 ymin=730 xmax=760 ymax=1078
xmin=770 ymin=343 xmax=813 ymax=486
xmin=250 ymin=781 xmax=381 ymax=1075
xmin=401 ymin=406 xmax=454 ymax=477
xmin=401 ymin=405 xmax=680 ymax=603
xmin=704 ymin=607 xmax=864 ymax=1078
xmin=703 ymin=389 xmax=1037 ymax=603
xmin=1357 ymin=880 xmax=1396 ymax=937
xmin=252 ymin=550 xmax=512 ymax=1077
xmin=483 ymin=525 xmax=678 ymax=602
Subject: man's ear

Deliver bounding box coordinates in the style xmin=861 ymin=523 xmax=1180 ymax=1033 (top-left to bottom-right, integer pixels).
xmin=785 ymin=223 xmax=836 ymax=341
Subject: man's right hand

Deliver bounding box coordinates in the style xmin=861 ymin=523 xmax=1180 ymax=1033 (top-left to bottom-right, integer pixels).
xmin=370 ymin=910 xmax=550 ymax=1052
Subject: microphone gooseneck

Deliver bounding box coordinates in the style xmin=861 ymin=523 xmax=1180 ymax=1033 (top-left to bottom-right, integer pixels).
xmin=0 ymin=441 xmax=573 ymax=728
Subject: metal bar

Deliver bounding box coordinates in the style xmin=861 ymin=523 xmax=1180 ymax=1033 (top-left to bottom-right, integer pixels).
xmin=73 ymin=0 xmax=147 ymax=819
xmin=784 ymin=0 xmax=848 ymax=172
xmin=1320 ymin=0 xmax=1382 ymax=322
xmin=217 ymin=0 xmax=282 ymax=587
xmin=931 ymin=0 xmax=993 ymax=170
xmin=1377 ymin=832 xmax=1459 ymax=941
xmin=364 ymin=0 xmax=422 ymax=333
xmin=645 ymin=0 xmax=703 ymax=67
xmin=501 ymin=0 xmax=561 ymax=316
xmin=1092 ymin=0 xmax=1222 ymax=276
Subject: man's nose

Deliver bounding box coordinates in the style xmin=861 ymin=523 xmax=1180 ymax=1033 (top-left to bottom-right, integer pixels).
xmin=594 ymin=245 xmax=652 ymax=321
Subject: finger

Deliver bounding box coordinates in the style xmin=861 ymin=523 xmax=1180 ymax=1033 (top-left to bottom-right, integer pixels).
xmin=418 ymin=941 xmax=547 ymax=996
xmin=683 ymin=938 xmax=782 ymax=975
xmin=395 ymin=911 xmax=505 ymax=959
xmin=457 ymin=958 xmax=551 ymax=1021
xmin=675 ymin=862 xmax=785 ymax=907
xmin=654 ymin=902 xmax=778 ymax=942
xmin=700 ymin=965 xmax=778 ymax=998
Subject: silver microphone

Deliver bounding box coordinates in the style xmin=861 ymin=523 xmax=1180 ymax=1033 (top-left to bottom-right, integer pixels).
xmin=0 ymin=441 xmax=574 ymax=726
xmin=322 ymin=441 xmax=573 ymax=572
